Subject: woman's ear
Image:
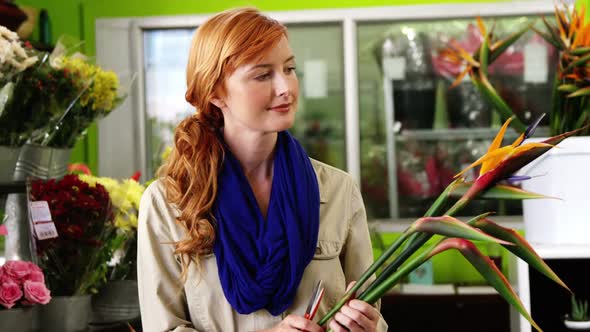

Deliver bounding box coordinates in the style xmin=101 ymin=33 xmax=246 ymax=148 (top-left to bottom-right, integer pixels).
xmin=210 ymin=97 xmax=226 ymax=110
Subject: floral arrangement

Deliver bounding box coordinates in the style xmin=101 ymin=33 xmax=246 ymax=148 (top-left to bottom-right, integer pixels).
xmin=438 ymin=4 xmax=590 ymax=135
xmin=0 ymin=26 xmax=129 ymax=148
xmin=30 ymin=174 xmax=115 ymax=296
xmin=78 ymin=172 xmax=145 ymax=280
xmin=534 ymin=4 xmax=590 ymax=135
xmin=36 ymin=50 xmax=128 ymax=148
xmin=0 ymin=25 xmax=78 ymax=147
xmin=317 ymin=115 xmax=584 ymax=331
xmin=0 ymin=260 xmax=51 ymax=309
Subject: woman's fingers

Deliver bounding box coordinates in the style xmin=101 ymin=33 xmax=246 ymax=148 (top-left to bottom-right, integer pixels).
xmin=284 ymin=314 xmax=324 ymax=332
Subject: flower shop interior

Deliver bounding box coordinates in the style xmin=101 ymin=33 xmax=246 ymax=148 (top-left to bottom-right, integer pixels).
xmin=2 ymin=0 xmax=590 ymax=331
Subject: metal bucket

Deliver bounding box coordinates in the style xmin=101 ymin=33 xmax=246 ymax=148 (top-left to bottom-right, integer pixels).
xmin=91 ymin=280 xmax=140 ymax=324
xmin=4 ymin=143 xmax=72 ymax=261
xmin=14 ymin=143 xmax=72 ymax=181
xmin=0 ymin=145 xmax=21 ymax=182
xmin=39 ymin=295 xmax=92 ymax=332
xmin=0 ymin=307 xmax=34 ymax=332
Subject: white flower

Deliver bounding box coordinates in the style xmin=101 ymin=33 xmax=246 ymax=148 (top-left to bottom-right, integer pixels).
xmin=21 ymin=56 xmax=38 ymax=70
xmin=0 ymin=38 xmax=12 ymax=64
xmin=50 ymin=55 xmax=64 ymax=69
xmin=11 ymin=40 xmax=27 ymax=59
xmin=0 ymin=26 xmax=18 ymax=41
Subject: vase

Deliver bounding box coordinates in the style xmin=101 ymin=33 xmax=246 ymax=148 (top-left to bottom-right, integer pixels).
xmin=0 ymin=307 xmax=34 ymax=332
xmin=3 ymin=143 xmax=73 ymax=261
xmin=519 ymin=136 xmax=590 ymax=245
xmin=564 ymin=319 xmax=590 ymax=330
xmin=90 ymin=280 xmax=140 ymax=325
xmin=39 ymin=295 xmax=92 ymax=332
xmin=0 ymin=145 xmax=21 ymax=182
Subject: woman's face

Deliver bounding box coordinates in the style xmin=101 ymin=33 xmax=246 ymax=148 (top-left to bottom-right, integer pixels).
xmin=214 ymin=36 xmax=299 ymax=135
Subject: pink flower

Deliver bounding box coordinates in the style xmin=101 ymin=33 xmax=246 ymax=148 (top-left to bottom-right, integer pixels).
xmin=23 ymin=281 xmax=51 ymax=305
xmin=0 ymin=281 xmax=23 ymax=309
xmin=3 ymin=260 xmax=32 ymax=280
xmin=25 ymin=262 xmax=42 ymax=274
xmin=25 ymin=270 xmax=45 ymax=284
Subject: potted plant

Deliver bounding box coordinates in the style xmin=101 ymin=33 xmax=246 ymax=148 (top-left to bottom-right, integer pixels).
xmin=564 ymin=295 xmax=590 ymax=330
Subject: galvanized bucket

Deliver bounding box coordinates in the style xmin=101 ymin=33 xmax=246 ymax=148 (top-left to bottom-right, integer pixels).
xmin=4 ymin=143 xmax=72 ymax=261
xmin=0 ymin=307 xmax=34 ymax=332
xmin=14 ymin=143 xmax=73 ymax=181
xmin=0 ymin=145 xmax=21 ymax=182
xmin=39 ymin=295 xmax=92 ymax=332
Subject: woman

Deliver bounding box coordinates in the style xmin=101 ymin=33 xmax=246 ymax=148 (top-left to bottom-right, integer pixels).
xmin=138 ymin=7 xmax=388 ymax=332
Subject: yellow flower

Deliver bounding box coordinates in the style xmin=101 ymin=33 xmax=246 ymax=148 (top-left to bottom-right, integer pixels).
xmin=78 ymin=175 xmax=145 ymax=230
xmin=89 ymin=69 xmax=119 ymax=112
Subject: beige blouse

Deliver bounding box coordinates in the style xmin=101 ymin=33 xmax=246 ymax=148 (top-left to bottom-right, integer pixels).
xmin=137 ymin=159 xmax=389 ymax=332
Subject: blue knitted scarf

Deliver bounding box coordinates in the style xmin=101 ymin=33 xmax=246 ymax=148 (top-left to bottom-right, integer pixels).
xmin=213 ymin=131 xmax=320 ymax=316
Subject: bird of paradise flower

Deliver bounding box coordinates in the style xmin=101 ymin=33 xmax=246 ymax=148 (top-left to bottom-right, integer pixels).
xmin=317 ymin=115 xmax=586 ymax=332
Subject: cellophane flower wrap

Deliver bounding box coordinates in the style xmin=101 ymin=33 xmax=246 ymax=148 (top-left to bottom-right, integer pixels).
xmin=32 ymin=36 xmax=131 ymax=148
xmin=0 ymin=26 xmax=78 ymax=147
xmin=0 ymin=260 xmax=51 ymax=309
xmin=78 ymin=174 xmax=145 ymax=280
xmin=30 ymin=174 xmax=116 ymax=296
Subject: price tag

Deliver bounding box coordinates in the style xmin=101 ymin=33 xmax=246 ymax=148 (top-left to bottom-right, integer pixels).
xmin=29 ymin=201 xmax=58 ymax=240
xmin=30 ymin=201 xmax=52 ymax=223
xmin=34 ymin=222 xmax=59 ymax=240
xmin=524 ymin=42 xmax=548 ymax=83
xmin=383 ymin=57 xmax=406 ymax=80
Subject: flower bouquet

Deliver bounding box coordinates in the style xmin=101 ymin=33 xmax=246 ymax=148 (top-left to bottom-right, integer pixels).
xmin=77 ymin=172 xmax=145 ymax=281
xmin=438 ymin=4 xmax=590 ymax=136
xmin=32 ymin=37 xmax=131 ymax=148
xmin=0 ymin=26 xmax=78 ymax=147
xmin=29 ymin=174 xmax=115 ymax=296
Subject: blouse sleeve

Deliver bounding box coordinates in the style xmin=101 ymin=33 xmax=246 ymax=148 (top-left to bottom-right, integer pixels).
xmin=341 ymin=179 xmax=389 ymax=332
xmin=137 ymin=182 xmax=201 ymax=332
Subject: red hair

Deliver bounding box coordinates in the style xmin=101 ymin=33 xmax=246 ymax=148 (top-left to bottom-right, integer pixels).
xmin=158 ymin=7 xmax=287 ymax=279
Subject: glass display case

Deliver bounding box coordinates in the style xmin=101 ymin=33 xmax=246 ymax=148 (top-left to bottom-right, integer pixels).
xmin=358 ymin=16 xmax=557 ymax=219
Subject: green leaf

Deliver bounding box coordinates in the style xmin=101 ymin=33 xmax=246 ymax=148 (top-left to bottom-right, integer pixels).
xmin=568 ymin=46 xmax=590 ymax=56
xmin=490 ymin=25 xmax=530 ymax=63
xmin=474 ymin=70 xmax=527 ymax=132
xmin=531 ymin=26 xmax=562 ymax=49
xmin=426 ymin=238 xmax=544 ymax=332
xmin=450 ymin=182 xmax=550 ymax=200
xmin=542 ymin=16 xmax=566 ymax=50
xmin=471 ymin=218 xmax=571 ymax=293
xmin=563 ymin=54 xmax=590 ymax=75
xmin=479 ymin=34 xmax=490 ymax=77
xmin=558 ymin=84 xmax=580 ymax=93
xmin=568 ymin=86 xmax=590 ymax=98
xmin=411 ymin=216 xmax=512 ymax=245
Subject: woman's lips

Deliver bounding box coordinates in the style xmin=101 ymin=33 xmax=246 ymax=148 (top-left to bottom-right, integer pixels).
xmin=269 ymin=103 xmax=291 ymax=112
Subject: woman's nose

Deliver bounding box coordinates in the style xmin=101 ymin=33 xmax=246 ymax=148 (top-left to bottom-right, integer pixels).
xmin=274 ymin=72 xmax=291 ymax=97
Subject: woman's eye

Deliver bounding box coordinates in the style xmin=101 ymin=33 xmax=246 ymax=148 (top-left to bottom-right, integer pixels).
xmin=255 ymin=72 xmax=271 ymax=81
xmin=285 ymin=67 xmax=296 ymax=74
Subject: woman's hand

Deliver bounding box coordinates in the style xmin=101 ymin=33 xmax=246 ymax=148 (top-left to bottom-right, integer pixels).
xmin=262 ymin=314 xmax=324 ymax=332
xmin=328 ymin=282 xmax=380 ymax=332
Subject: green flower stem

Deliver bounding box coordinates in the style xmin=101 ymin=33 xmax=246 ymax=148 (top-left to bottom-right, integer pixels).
xmin=316 ymin=230 xmax=413 ymax=326
xmin=318 ymin=180 xmax=463 ymax=326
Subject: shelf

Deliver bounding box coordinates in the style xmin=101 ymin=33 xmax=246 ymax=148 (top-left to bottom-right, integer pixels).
xmin=394 ymin=127 xmax=550 ymax=141
xmin=527 ymin=243 xmax=590 ymax=259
